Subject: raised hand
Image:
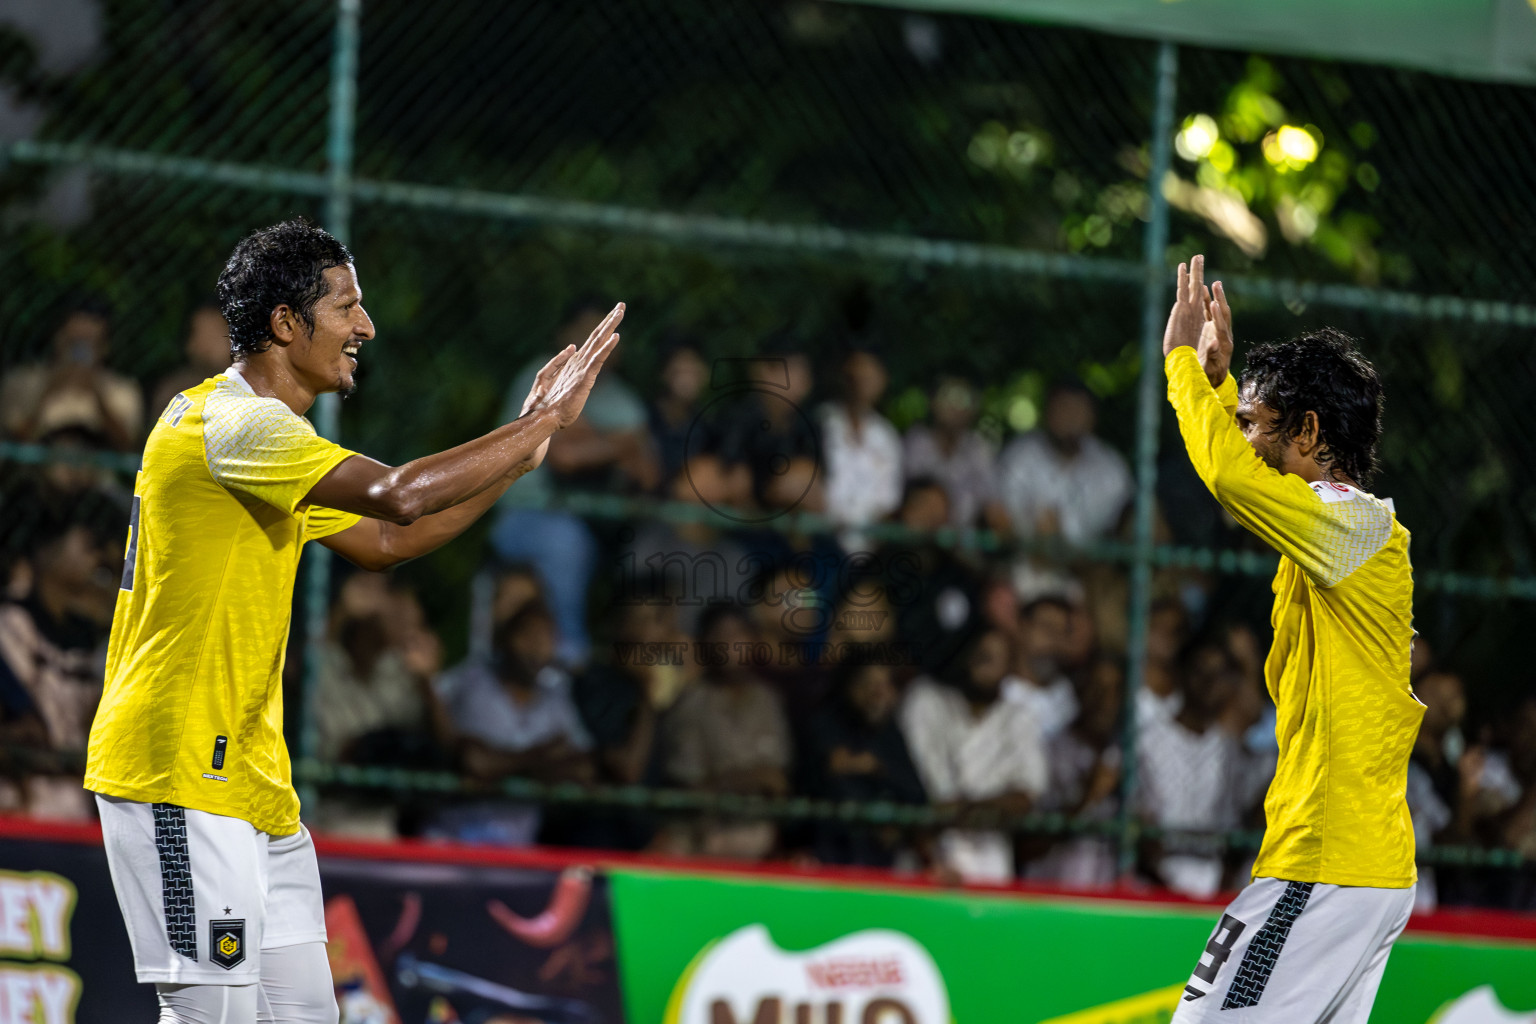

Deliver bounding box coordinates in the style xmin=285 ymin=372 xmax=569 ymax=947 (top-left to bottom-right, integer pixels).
xmin=1162 ymin=254 xmax=1208 ymax=357
xmin=532 ymin=302 xmax=624 ymax=430
xmin=1199 ymin=278 xmax=1235 ymax=388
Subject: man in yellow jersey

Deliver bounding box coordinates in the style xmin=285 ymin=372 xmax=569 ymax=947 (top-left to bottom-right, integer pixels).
xmin=85 ymin=219 xmax=624 ymax=1023
xmin=1164 ymin=255 xmax=1421 ymax=1023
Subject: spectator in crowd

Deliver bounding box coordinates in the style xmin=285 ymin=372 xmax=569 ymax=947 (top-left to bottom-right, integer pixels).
xmin=0 ymin=500 xmax=119 ymax=819
xmin=1493 ymin=698 xmax=1536 ymax=907
xmin=713 ymin=347 xmax=823 ymax=516
xmin=821 ymin=349 xmax=902 ymax=539
xmin=313 ymin=575 xmax=448 ymax=767
xmin=1 ymin=298 xmax=143 ymax=451
xmin=802 ymin=654 xmax=926 ymax=867
xmin=431 ymin=603 xmax=595 ymax=846
xmin=883 ymin=477 xmax=982 ymax=676
xmin=148 ymin=302 xmax=231 ymax=416
xmin=997 ymin=380 xmax=1132 ymax=546
xmin=902 ymin=376 xmax=1007 ymax=531
xmin=658 ymin=603 xmax=791 ymax=859
xmin=488 ymin=300 xmax=659 ymax=665
xmin=901 ymin=626 xmax=1048 ymax=883
xmin=647 ymin=338 xmax=710 ymax=494
xmin=1136 ymin=643 xmax=1246 ymax=898
xmin=461 ymin=563 xmax=547 ymax=667
xmin=1407 ymin=669 xmax=1487 ymax=910
xmin=1137 ymin=598 xmax=1188 ymax=726
xmin=567 ymin=598 xmax=696 ymax=849
xmin=311 ymin=575 xmax=450 ymax=837
xmin=1002 ymin=595 xmax=1080 ymax=740
xmin=1025 ymin=656 xmax=1125 ymax=888
xmin=576 ymin=599 xmax=694 ymax=787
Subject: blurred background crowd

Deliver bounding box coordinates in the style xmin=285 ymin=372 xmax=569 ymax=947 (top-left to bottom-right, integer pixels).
xmin=3 ymin=295 xmax=1534 ymax=912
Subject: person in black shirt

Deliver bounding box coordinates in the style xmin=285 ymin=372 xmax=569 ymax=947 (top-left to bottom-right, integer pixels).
xmin=802 ymin=653 xmax=926 ymax=866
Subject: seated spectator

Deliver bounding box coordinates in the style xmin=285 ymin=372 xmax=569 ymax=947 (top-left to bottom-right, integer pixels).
xmin=821 ymin=349 xmax=902 ymax=541
xmin=1025 ymin=656 xmax=1125 ymax=888
xmin=900 ymin=626 xmax=1048 ymax=883
xmin=488 ymin=300 xmax=659 ymax=665
xmin=30 ymin=426 xmax=127 ymax=501
xmin=883 ymin=478 xmax=983 ymax=677
xmin=313 ymin=577 xmax=448 ymax=767
xmin=1407 ymin=668 xmax=1487 ymax=910
xmin=1492 ymin=698 xmax=1536 ymax=908
xmin=658 ymin=603 xmax=791 ymax=860
xmin=576 ymin=599 xmax=695 ymax=786
xmin=1002 ymin=595 xmax=1079 ymax=740
xmin=1136 ymin=643 xmax=1246 ymax=898
xmin=648 ymin=338 xmax=710 ymax=494
xmin=0 ymin=500 xmax=119 ymax=820
xmin=149 ymin=302 xmax=230 ymax=416
xmin=711 ymin=348 xmax=822 ymax=515
xmin=1137 ymin=598 xmax=1188 ymax=726
xmin=1 ymin=298 xmax=143 ymax=451
xmin=463 ymin=563 xmax=546 ymax=667
xmin=311 ymin=577 xmax=450 ymax=838
xmin=902 ymin=376 xmax=1008 ymax=531
xmin=997 ymin=380 xmax=1131 ymax=546
xmin=430 ymin=604 xmax=595 ymax=846
xmin=802 ymin=655 xmax=926 ymax=867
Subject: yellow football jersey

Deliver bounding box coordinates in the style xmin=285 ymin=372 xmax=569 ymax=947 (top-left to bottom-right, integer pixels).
xmin=1166 ymin=347 xmax=1422 ymax=888
xmin=86 ymin=368 xmax=361 ymax=836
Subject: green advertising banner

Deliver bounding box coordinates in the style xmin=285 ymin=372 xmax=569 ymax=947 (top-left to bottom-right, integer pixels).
xmin=610 ymin=870 xmax=1536 ymax=1024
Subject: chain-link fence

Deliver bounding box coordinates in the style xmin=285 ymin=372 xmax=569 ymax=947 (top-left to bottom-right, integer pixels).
xmin=2 ymin=0 xmax=1534 ymax=903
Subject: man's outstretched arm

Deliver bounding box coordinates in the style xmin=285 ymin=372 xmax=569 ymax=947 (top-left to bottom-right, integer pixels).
xmin=309 ymin=303 xmax=623 ymax=570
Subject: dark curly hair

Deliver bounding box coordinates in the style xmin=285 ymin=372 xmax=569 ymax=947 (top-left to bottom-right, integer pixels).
xmin=1239 ymin=328 xmax=1384 ymax=486
xmin=216 ymin=219 xmax=353 ymax=358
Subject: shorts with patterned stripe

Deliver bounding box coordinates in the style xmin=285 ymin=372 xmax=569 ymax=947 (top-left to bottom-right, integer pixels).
xmin=96 ymin=795 xmax=327 ymax=985
xmin=1171 ymin=876 xmax=1415 ymax=1024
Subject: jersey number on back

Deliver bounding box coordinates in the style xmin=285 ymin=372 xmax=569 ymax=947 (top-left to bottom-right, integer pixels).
xmin=121 ymin=496 xmax=141 ymax=591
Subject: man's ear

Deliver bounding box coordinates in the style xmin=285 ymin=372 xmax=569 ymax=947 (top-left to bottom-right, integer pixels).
xmin=268 ymin=304 xmax=304 ymax=347
xmin=1292 ymin=409 xmax=1323 ymax=457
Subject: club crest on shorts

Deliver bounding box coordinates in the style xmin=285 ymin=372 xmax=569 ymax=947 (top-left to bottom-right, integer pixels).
xmin=210 ymin=918 xmax=245 ymax=970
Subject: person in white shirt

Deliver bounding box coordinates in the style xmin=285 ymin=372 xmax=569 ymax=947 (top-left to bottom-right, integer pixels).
xmin=998 ymin=380 xmax=1132 ymax=546
xmin=900 ymin=626 xmax=1048 ymax=883
xmin=902 ymin=376 xmax=1007 ymax=530
xmin=1137 ymin=643 xmax=1247 ymax=898
xmin=1025 ymin=657 xmax=1125 ymax=888
xmin=1002 ymin=594 xmax=1079 ymax=740
xmin=822 ymin=350 xmax=903 ymax=537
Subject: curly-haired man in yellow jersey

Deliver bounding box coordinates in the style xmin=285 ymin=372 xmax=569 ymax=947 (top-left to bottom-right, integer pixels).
xmin=1163 ymin=255 xmax=1422 ymax=1023
xmin=86 ymin=219 xmax=624 ymax=1023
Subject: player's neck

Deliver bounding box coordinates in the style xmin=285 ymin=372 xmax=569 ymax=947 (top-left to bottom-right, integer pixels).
xmin=1292 ymin=457 xmax=1358 ymax=491
xmin=232 ymin=355 xmax=318 ymax=416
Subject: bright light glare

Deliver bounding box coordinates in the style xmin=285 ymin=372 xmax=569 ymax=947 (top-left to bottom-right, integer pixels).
xmin=1175 ymin=114 xmax=1219 ymax=161
xmin=1275 ymin=125 xmax=1318 ymax=164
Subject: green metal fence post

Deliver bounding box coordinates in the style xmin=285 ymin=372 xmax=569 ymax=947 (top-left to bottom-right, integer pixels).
xmin=299 ymin=0 xmax=362 ymax=814
xmin=1118 ymin=40 xmax=1179 ymax=877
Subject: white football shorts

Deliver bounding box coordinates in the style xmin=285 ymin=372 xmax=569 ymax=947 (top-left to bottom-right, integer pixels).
xmin=96 ymin=795 xmax=328 ymax=985
xmin=1171 ymin=875 xmax=1415 ymax=1024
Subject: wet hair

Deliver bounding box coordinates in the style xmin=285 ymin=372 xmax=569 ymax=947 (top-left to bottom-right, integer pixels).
xmin=1239 ymin=328 xmax=1384 ymax=486
xmin=216 ymin=219 xmax=353 ymax=358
